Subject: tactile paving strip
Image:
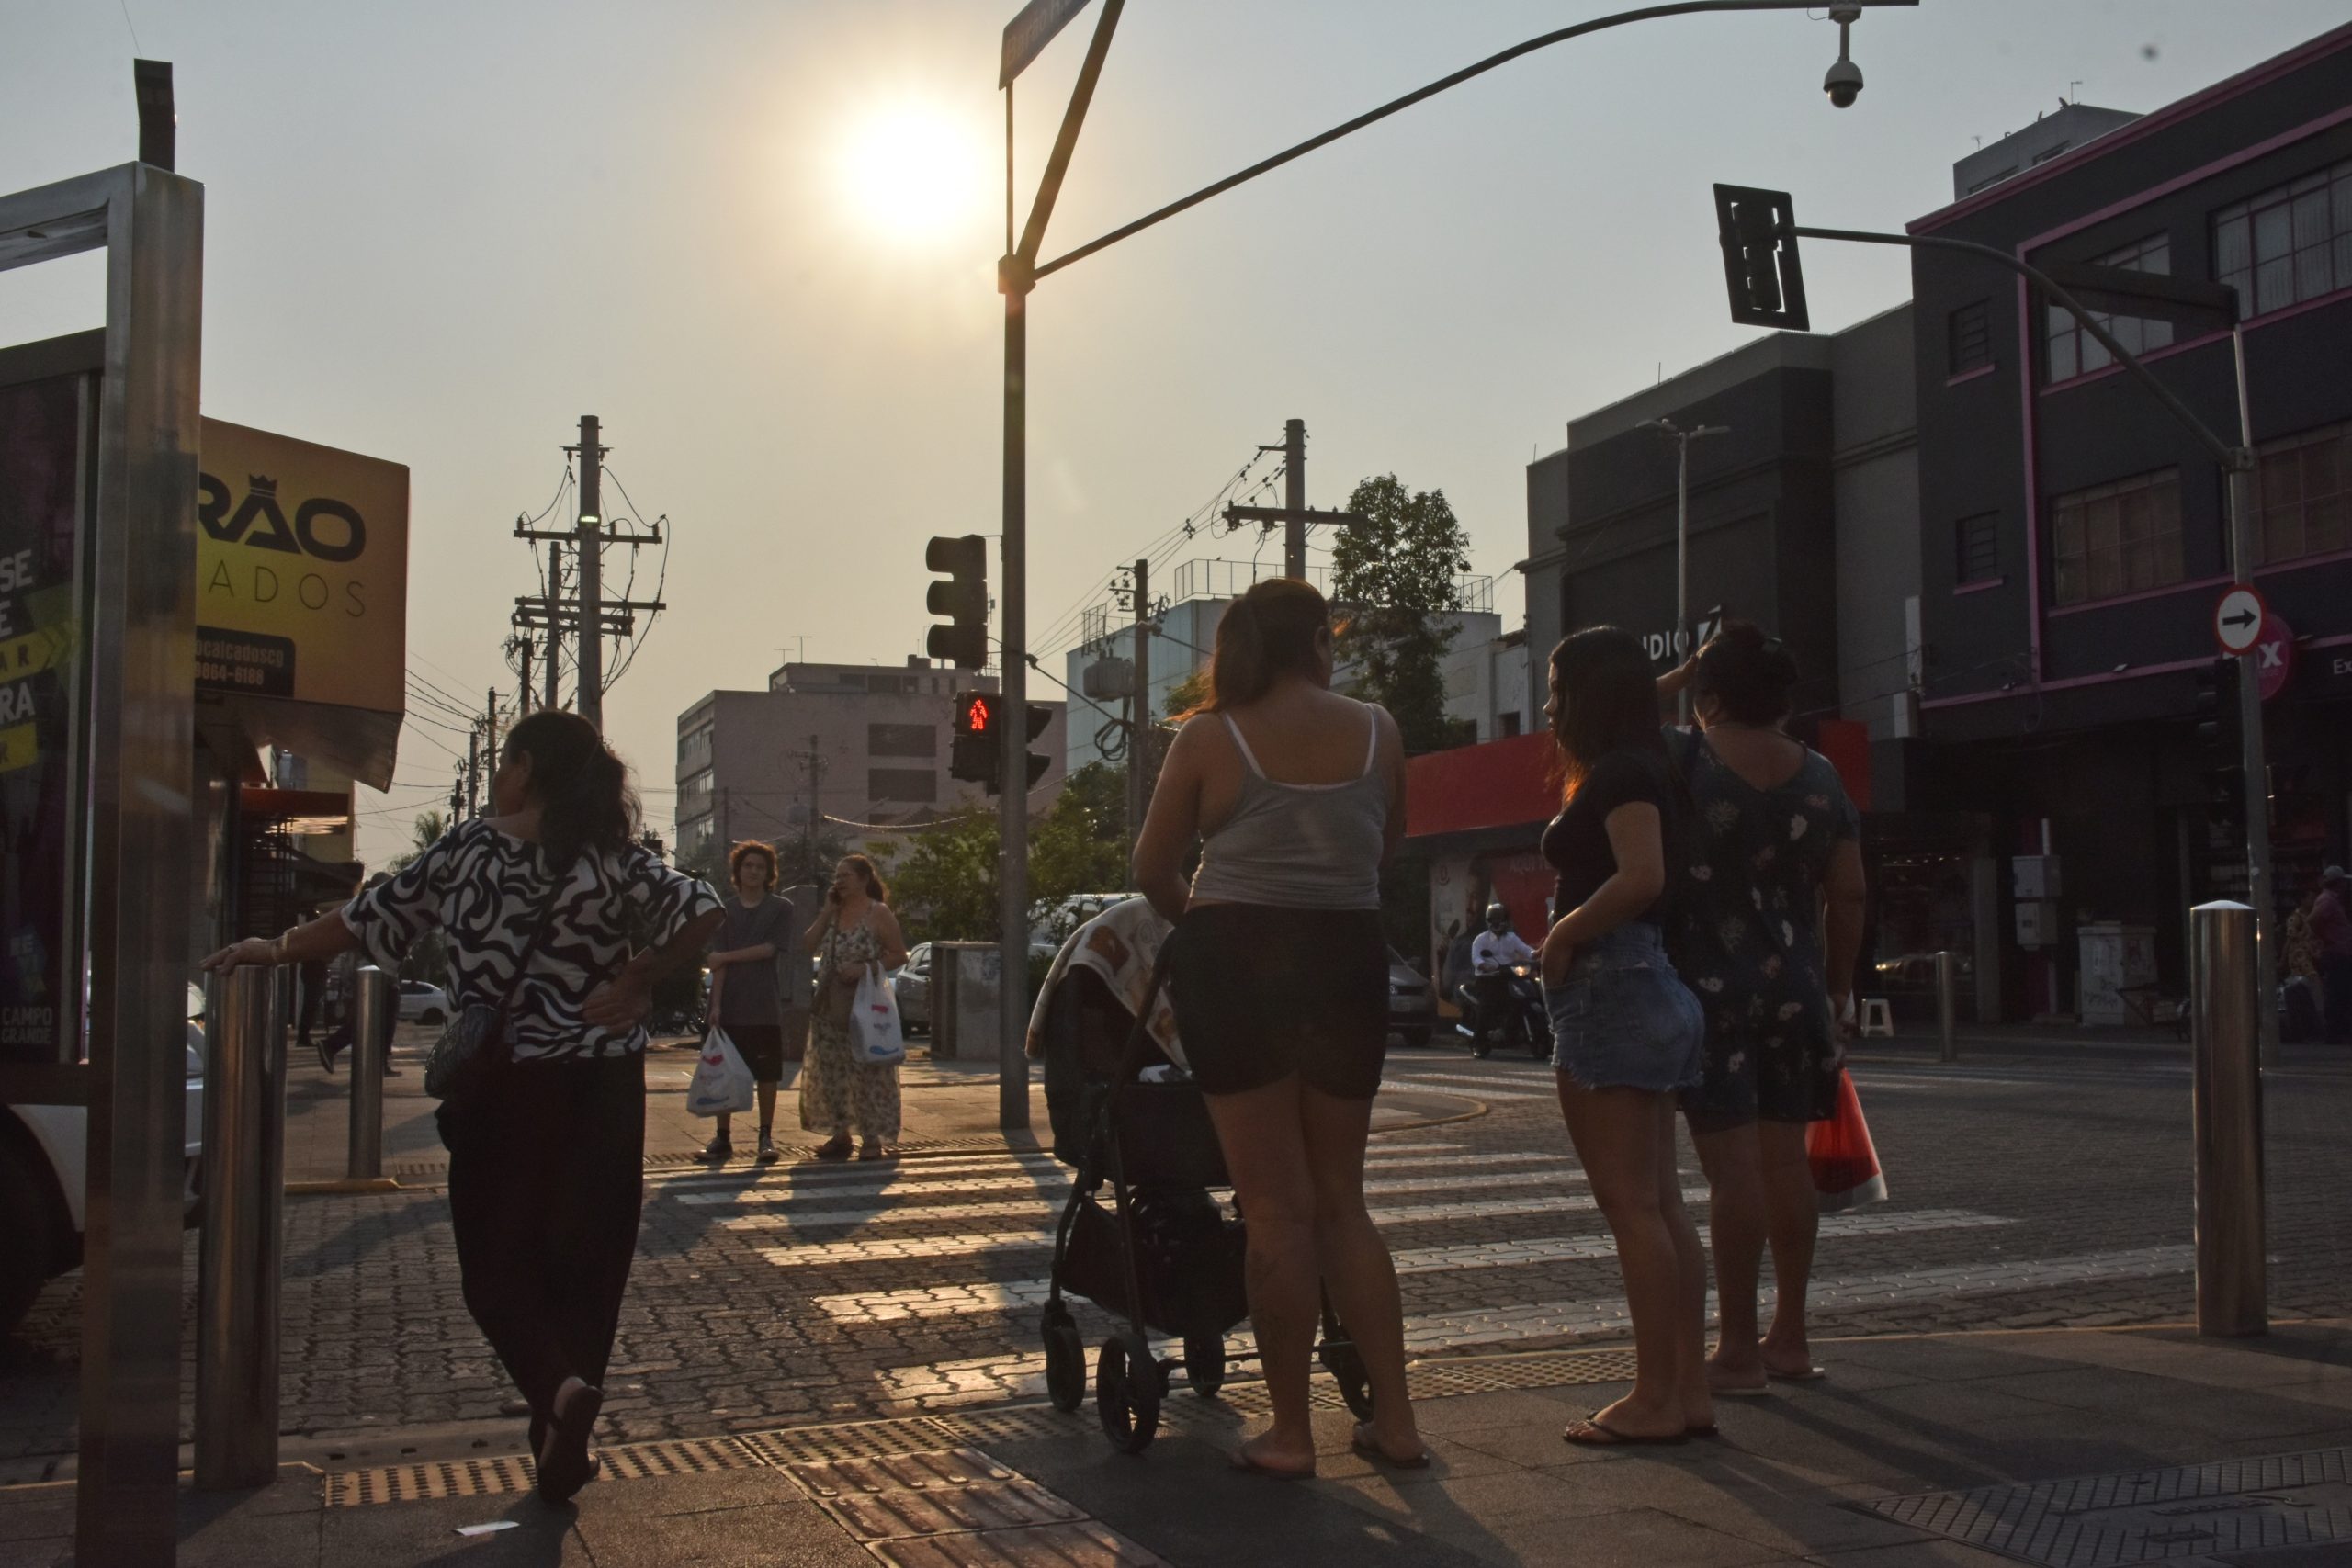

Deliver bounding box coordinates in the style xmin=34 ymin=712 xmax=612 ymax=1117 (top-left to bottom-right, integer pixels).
xmin=1864 ymin=1446 xmax=2352 ymax=1565
xmin=786 ymin=1448 xmax=1084 ymax=1540
xmin=323 ymin=1435 xmax=763 ymax=1506
xmin=741 ymin=1417 xmax=958 ymax=1466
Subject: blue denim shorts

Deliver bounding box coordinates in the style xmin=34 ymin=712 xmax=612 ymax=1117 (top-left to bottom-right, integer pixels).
xmin=1544 ymin=924 xmax=1704 ymax=1093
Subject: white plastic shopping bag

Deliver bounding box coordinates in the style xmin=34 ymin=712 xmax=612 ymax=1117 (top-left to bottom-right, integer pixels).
xmin=687 ymin=1026 xmax=755 ymax=1116
xmin=850 ymin=965 xmax=906 ymax=1066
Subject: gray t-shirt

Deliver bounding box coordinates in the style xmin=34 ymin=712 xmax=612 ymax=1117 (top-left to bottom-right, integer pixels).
xmin=715 ymin=894 xmax=794 ymax=1028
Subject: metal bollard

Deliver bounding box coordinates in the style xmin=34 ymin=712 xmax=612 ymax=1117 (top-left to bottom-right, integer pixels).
xmin=2190 ymin=900 xmax=2267 ymax=1337
xmin=349 ymin=967 xmax=392 ymax=1179
xmin=195 ymin=964 xmax=288 ymax=1489
xmin=1933 ymin=950 xmax=1958 ymax=1065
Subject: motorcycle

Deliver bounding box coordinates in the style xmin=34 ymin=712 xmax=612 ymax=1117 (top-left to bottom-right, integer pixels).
xmin=1454 ymin=964 xmax=1551 ymax=1060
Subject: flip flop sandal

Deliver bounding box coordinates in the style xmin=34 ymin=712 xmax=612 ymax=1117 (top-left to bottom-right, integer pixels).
xmin=1766 ymin=1365 xmax=1828 ymax=1383
xmin=1230 ymin=1447 xmax=1317 ymax=1480
xmin=1711 ymin=1382 xmax=1775 ymax=1398
xmin=536 ymin=1382 xmax=604 ymax=1504
xmin=1562 ymin=1417 xmax=1689 ymax=1449
xmin=1685 ymin=1423 xmax=1723 ymax=1439
xmin=1351 ymin=1421 xmax=1432 ymax=1469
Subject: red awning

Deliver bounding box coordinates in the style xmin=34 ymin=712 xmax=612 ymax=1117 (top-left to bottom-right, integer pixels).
xmin=1405 ymin=732 xmax=1558 ymax=840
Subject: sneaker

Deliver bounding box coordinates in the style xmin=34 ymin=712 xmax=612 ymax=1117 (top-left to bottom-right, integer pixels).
xmin=696 ymin=1137 xmax=732 ymax=1163
xmin=756 ymin=1134 xmax=779 ymax=1163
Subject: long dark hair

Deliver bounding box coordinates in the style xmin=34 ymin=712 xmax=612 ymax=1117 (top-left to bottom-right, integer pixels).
xmin=503 ymin=710 xmax=639 ymax=868
xmin=1189 ymin=578 xmax=1330 ymax=713
xmin=1549 ymin=626 xmax=1666 ymax=803
xmin=1689 ymin=617 xmax=1800 ymax=725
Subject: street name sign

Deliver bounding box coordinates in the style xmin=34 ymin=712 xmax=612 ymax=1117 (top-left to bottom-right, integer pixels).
xmin=1001 ymin=0 xmax=1093 ymax=86
xmin=2211 ymin=585 xmax=2267 ymax=656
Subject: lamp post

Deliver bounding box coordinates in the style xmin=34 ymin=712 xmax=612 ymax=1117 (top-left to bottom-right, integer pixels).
xmin=993 ymin=0 xmax=1919 ymax=1131
xmin=1645 ymin=418 xmax=1729 ymax=718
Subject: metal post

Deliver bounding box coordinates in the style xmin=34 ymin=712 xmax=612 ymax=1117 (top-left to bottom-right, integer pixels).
xmin=577 ymin=414 xmax=604 ymax=728
xmin=1125 ymin=557 xmax=1151 ymax=875
xmin=464 ymin=724 xmax=479 ymax=818
xmin=2190 ymin=900 xmax=2267 ymax=1337
xmin=196 ymin=964 xmax=288 ymax=1488
xmin=999 ymin=281 xmax=1032 ymax=1132
xmin=2225 ymin=328 xmax=2280 ymax=1071
xmin=1283 ymin=417 xmax=1306 ymax=580
xmin=1934 ymin=949 xmax=1958 ymax=1064
xmin=348 ymin=966 xmax=390 ymax=1179
xmin=1674 ymin=434 xmax=1690 ymax=724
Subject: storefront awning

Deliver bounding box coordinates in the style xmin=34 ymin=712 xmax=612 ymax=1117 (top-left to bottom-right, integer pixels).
xmin=1405 ymin=731 xmax=1557 ymax=841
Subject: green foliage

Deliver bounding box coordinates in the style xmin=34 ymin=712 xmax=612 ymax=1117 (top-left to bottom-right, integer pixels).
xmin=1331 ymin=474 xmax=1472 ymax=755
xmin=1162 ymin=667 xmax=1208 ymax=719
xmin=884 ymin=767 xmax=1132 ymax=947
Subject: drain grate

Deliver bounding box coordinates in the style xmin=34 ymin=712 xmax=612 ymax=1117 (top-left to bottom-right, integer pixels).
xmin=741 ymin=1417 xmax=957 ymax=1466
xmin=1866 ymin=1446 xmax=2352 ymax=1565
xmin=934 ymin=1407 xmax=1092 ymax=1446
xmin=869 ymin=1518 xmax=1171 ymax=1565
xmin=1410 ymin=1347 xmax=1639 ymax=1397
xmin=786 ymin=1448 xmax=1085 ymax=1542
xmin=598 ymin=1435 xmax=763 ymax=1482
xmin=325 ymin=1455 xmax=536 ymax=1506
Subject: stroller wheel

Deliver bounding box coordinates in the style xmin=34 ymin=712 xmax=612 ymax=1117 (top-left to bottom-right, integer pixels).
xmin=1318 ymin=1334 xmax=1377 ymax=1423
xmin=1041 ymin=1303 xmax=1086 ymax=1415
xmin=1182 ymin=1334 xmax=1227 ymax=1398
xmin=1095 ymin=1331 xmax=1161 ymax=1454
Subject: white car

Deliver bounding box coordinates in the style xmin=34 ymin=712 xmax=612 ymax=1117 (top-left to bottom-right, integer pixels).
xmin=0 ymin=987 xmax=207 ymax=1337
xmin=397 ymin=979 xmax=450 ymax=1025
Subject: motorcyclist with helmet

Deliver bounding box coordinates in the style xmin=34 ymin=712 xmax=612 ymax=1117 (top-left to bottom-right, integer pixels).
xmin=1466 ymin=903 xmax=1535 ymax=1046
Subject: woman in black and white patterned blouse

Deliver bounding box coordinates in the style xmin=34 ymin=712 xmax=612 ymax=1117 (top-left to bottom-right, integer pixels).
xmin=205 ymin=711 xmax=723 ymax=1503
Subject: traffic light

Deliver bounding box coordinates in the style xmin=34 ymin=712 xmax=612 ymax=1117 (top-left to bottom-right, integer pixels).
xmin=1021 ymin=703 xmax=1053 ymax=793
xmin=2192 ymin=656 xmax=2244 ymax=760
xmin=1713 ymin=184 xmax=1810 ymax=331
xmin=951 ymin=691 xmax=998 ymax=788
xmin=926 ymin=535 xmax=989 ymax=670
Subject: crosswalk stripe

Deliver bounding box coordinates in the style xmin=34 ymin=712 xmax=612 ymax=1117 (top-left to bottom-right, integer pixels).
xmin=802 ymin=1208 xmax=2010 ymax=1320
xmin=725 ymin=1186 xmax=1627 ymax=1237
xmin=1380 ymin=1078 xmax=1554 ymax=1101
xmin=869 ymin=1240 xmax=2184 ymax=1407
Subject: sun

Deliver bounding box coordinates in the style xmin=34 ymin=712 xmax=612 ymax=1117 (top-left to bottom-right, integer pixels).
xmin=835 ymin=101 xmax=984 ymax=243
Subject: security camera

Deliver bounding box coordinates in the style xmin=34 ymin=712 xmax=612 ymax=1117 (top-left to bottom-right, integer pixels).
xmin=1824 ymin=56 xmax=1864 ymax=108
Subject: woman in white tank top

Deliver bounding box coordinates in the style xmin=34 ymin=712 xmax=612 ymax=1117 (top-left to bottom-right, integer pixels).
xmin=1134 ymin=579 xmax=1428 ymax=1475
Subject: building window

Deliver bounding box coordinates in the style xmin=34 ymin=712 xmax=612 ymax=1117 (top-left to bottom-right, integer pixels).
xmin=1948 ymin=301 xmax=1992 ymax=375
xmin=678 ymin=724 xmax=712 ymax=767
xmin=1956 ymin=513 xmax=2000 ymax=584
xmin=2214 ymin=157 xmax=2352 ymax=320
xmin=2050 ymin=469 xmax=2183 ymax=606
xmin=678 ymin=769 xmax=714 ymax=820
xmin=2046 ymin=234 xmax=2173 ymax=383
xmin=868 ymin=768 xmax=934 ymax=806
xmin=867 ymin=722 xmax=937 ymax=759
xmin=1498 ymin=711 xmax=1522 ymax=739
xmin=2252 ymin=420 xmax=2351 ymax=566
xmin=864 ymin=672 xmax=918 ymax=695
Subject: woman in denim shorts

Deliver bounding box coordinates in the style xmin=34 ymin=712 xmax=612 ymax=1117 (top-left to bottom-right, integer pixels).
xmin=1535 ymin=627 xmax=1711 ymax=1447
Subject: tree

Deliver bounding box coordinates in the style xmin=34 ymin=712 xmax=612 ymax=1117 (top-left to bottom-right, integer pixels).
xmin=885 ymin=809 xmax=1001 ymax=943
xmin=1031 ymin=763 xmax=1128 ymax=905
xmin=1330 ymin=474 xmax=1473 ymax=755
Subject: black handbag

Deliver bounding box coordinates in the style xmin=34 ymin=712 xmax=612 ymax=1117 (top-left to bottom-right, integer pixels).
xmin=424 ymin=862 xmax=572 ymax=1101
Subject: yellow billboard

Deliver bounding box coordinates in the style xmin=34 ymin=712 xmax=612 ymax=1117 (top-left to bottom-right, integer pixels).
xmin=197 ymin=419 xmax=408 ymax=788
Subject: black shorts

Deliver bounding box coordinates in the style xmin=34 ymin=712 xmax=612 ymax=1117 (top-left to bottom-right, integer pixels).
xmin=722 ymin=1024 xmax=786 ymax=1084
xmin=1168 ymin=904 xmax=1388 ymax=1100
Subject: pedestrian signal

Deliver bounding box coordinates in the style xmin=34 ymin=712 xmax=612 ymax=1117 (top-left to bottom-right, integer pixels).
xmin=950 ymin=691 xmax=998 ymax=789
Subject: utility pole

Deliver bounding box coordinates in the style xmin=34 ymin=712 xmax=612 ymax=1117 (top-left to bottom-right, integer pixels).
xmin=1124 ymin=558 xmax=1151 ymax=877
xmin=509 ymin=635 xmax=533 ymax=717
xmin=1644 ymin=418 xmax=1730 ymax=721
xmin=513 ymin=421 xmax=662 ymax=724
xmin=484 ymin=690 xmax=502 ymax=778
xmin=463 ymin=727 xmax=481 ymax=818
xmin=1223 ymin=417 xmax=1364 ymax=584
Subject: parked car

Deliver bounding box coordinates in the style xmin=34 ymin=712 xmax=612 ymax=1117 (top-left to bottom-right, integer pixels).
xmin=0 ymin=988 xmax=207 ymax=1337
xmin=1030 ymin=893 xmax=1135 ymax=955
xmin=397 ymin=978 xmax=449 ymax=1025
xmin=894 ymin=943 xmax=933 ymax=1034
xmin=1388 ymin=948 xmax=1435 ymax=1048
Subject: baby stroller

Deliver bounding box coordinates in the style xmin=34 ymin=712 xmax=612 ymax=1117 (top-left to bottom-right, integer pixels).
xmin=1036 ymin=950 xmax=1375 ymax=1454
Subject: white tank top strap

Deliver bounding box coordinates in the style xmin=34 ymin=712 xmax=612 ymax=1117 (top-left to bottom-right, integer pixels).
xmin=1359 ymin=704 xmax=1379 ymax=780
xmin=1219 ymin=713 xmax=1268 ymax=779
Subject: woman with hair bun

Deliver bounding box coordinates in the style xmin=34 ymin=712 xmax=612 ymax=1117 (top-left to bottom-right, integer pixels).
xmin=1659 ymin=619 xmax=1866 ymax=1392
xmin=1135 ymin=577 xmax=1427 ymax=1476
xmin=204 ymin=710 xmax=725 ymax=1502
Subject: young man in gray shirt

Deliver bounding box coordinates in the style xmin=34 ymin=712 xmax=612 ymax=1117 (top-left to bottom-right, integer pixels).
xmin=702 ymin=841 xmax=796 ymax=1162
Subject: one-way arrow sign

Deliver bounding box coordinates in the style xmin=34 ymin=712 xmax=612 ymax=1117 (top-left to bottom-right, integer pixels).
xmin=2212 ymin=585 xmax=2269 ymax=656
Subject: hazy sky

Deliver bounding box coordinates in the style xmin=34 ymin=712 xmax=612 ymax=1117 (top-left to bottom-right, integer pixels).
xmin=5 ymin=0 xmax=2346 ymax=865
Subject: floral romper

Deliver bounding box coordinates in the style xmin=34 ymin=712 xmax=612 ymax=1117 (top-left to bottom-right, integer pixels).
xmin=1667 ymin=729 xmax=1860 ymax=1128
xmin=797 ymin=914 xmax=903 ymax=1141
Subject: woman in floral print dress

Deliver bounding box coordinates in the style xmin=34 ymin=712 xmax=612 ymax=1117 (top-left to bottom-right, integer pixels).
xmin=1660 ymin=623 xmax=1866 ymax=1393
xmin=799 ymin=854 xmax=907 ymax=1160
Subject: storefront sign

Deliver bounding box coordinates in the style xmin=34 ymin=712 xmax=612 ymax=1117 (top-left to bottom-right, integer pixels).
xmin=197 ymin=419 xmax=408 ymax=787
xmin=0 ymin=372 xmax=90 ymax=1066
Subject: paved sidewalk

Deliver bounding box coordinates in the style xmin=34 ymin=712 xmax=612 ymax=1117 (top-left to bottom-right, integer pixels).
xmin=7 ymin=1321 xmax=2346 ymax=1566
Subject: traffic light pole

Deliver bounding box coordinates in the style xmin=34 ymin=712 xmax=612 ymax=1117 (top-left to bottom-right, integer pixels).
xmin=1786 ymin=221 xmax=2276 ymax=1066
xmin=576 ymin=414 xmax=605 ymax=729
xmin=991 ymin=0 xmax=1916 ymax=1136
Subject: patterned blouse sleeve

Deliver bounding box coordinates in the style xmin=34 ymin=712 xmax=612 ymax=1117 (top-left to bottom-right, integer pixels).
xmin=620 ymin=848 xmax=723 ymax=949
xmin=340 ymin=827 xmax=458 ymax=972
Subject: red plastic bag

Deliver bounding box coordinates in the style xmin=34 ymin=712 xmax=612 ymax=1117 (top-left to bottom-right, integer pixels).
xmin=1808 ymin=1069 xmax=1887 ymax=1213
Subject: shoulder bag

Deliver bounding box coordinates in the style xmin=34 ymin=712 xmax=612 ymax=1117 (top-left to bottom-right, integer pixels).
xmin=424 ymin=858 xmax=575 ymax=1101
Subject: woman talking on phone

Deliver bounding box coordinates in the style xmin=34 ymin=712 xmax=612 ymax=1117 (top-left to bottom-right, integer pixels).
xmin=798 ymin=853 xmax=908 ymax=1161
